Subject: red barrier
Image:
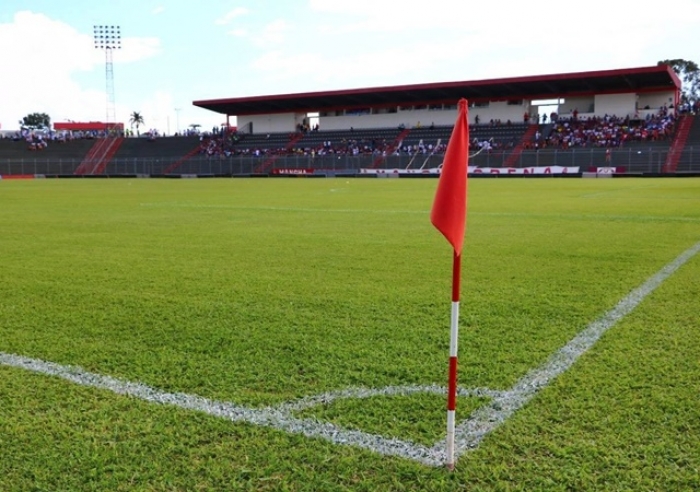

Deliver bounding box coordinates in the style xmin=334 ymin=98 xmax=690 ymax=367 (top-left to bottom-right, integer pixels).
xmin=0 ymin=174 xmax=35 ymax=180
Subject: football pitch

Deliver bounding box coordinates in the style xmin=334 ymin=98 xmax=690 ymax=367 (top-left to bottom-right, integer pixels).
xmin=1 ymin=177 xmax=699 ymax=491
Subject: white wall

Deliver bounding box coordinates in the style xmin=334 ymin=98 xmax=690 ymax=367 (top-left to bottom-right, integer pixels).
xmin=558 ymin=97 xmax=594 ymax=115
xmin=235 ymin=90 xmax=675 ymax=134
xmin=317 ymin=101 xmax=528 ymax=130
xmin=638 ymin=92 xmax=674 ymax=110
xmin=594 ymin=93 xmax=636 ymax=118
xmin=319 ymin=109 xmax=456 ymax=131
xmin=240 ymin=113 xmax=300 ymax=134
xmin=557 ymin=91 xmax=675 ymax=120
xmin=471 ymin=101 xmax=528 ymax=124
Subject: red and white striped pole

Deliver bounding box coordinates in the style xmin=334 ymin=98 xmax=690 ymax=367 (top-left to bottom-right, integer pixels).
xmin=429 ymin=98 xmax=469 ymax=469
xmin=446 ymin=250 xmax=461 ymax=470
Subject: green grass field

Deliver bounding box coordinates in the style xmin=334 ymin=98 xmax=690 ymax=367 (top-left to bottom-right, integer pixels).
xmin=1 ymin=177 xmax=699 ymax=491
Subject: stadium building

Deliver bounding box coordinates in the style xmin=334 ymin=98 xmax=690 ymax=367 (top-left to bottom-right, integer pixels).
xmin=1 ymin=65 xmax=697 ymax=178
xmin=194 ymin=65 xmax=681 ymax=134
xmin=190 ymin=65 xmax=694 ymax=177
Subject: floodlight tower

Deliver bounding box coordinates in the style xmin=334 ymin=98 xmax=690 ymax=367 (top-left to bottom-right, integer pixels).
xmin=93 ymin=25 xmax=121 ymax=130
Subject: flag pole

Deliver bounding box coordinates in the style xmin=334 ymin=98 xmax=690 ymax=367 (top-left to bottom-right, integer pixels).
xmin=446 ymin=250 xmax=461 ymax=470
xmin=429 ymin=98 xmax=469 ymax=470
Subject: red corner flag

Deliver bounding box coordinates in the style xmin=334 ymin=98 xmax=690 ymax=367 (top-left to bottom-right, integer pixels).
xmin=430 ymin=99 xmax=469 ymax=255
xmin=430 ymin=99 xmax=469 ymax=469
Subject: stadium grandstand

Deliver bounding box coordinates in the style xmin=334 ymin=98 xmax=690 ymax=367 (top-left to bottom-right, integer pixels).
xmin=1 ymin=65 xmax=698 ymax=178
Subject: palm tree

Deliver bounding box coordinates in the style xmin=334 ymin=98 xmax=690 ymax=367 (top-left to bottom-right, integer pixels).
xmin=129 ymin=111 xmax=144 ymax=136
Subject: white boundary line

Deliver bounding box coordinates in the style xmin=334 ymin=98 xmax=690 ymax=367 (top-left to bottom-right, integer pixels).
xmin=1 ymin=240 xmax=699 ymax=466
xmin=0 ymin=352 xmax=444 ymax=466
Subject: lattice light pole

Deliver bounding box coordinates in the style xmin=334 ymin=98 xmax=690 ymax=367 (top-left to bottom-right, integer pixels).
xmin=93 ymin=25 xmax=121 ymax=131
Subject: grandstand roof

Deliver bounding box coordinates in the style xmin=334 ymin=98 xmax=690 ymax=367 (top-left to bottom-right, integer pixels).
xmin=193 ymin=65 xmax=681 ymax=117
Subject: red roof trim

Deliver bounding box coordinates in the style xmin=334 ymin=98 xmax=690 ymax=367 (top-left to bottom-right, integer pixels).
xmin=659 ymin=63 xmax=682 ymax=88
xmin=193 ymin=65 xmax=680 ymax=108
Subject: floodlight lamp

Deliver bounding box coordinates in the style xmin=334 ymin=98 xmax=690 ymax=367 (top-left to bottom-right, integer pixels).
xmin=93 ymin=25 xmax=121 ymax=49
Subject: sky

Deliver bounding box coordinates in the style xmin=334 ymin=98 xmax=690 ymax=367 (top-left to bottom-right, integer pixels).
xmin=2 ymin=0 xmax=700 ymax=133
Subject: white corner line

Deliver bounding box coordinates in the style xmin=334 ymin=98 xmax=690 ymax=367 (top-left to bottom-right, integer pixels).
xmin=0 ymin=352 xmax=443 ymax=466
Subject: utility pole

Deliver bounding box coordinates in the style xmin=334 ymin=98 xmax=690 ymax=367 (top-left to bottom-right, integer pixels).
xmin=174 ymin=108 xmax=181 ymax=135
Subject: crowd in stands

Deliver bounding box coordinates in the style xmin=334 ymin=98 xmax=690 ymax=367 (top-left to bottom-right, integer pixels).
xmin=197 ymin=129 xmax=242 ymax=157
xmin=5 ymin=101 xmax=693 ymax=157
xmin=0 ymin=127 xmax=177 ymax=150
xmin=197 ymin=132 xmax=452 ymax=158
xmin=194 ymin=124 xmax=520 ymax=159
xmin=678 ymin=100 xmax=700 ymax=114
xmin=308 ymin=138 xmax=392 ymax=156
xmin=198 ymin=133 xmax=397 ymax=158
xmin=1 ymin=129 xmax=110 ymax=150
xmin=0 ymin=125 xmax=226 ymax=144
xmin=525 ymin=109 xmax=678 ymax=150
xmin=0 ymin=128 xmax=117 ymax=144
xmin=9 ymin=104 xmax=684 ymax=155
xmin=26 ymin=133 xmax=48 ymax=150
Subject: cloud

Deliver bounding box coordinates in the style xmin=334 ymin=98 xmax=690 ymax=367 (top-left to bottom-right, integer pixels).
xmin=309 ymin=0 xmax=700 ymax=33
xmin=250 ymin=19 xmax=289 ymax=47
xmin=215 ymin=7 xmax=249 ymax=25
xmin=228 ymin=28 xmax=247 ymax=37
xmin=0 ymin=11 xmax=162 ymax=131
xmin=152 ymin=6 xmax=165 ymax=15
xmin=250 ymin=51 xmax=321 ymax=85
xmin=119 ymin=36 xmax=161 ymax=63
xmin=132 ymin=91 xmax=174 ymax=131
xmin=234 ymin=0 xmax=700 ymax=99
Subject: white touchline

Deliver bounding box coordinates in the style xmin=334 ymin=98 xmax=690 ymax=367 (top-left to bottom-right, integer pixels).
xmin=1 ymin=239 xmax=698 ymax=467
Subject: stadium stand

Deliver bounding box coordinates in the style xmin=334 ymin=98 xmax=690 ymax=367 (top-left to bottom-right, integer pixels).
xmin=74 ymin=137 xmax=124 ymax=175
xmin=515 ymin=136 xmax=677 ymax=172
xmin=149 ymin=115 xmax=685 ymax=174
xmin=670 ymin=115 xmax=699 ymax=173
xmin=2 ymin=66 xmax=696 ymax=177
xmin=0 ymin=120 xmax=687 ymax=176
xmin=0 ymin=137 xmax=95 ymax=175
xmin=106 ymin=136 xmax=201 ymax=175
xmin=540 ymin=112 xmax=676 ymax=149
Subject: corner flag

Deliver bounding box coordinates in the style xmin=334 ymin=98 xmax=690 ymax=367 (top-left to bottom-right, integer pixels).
xmin=431 ymin=98 xmax=469 ymax=255
xmin=430 ymin=98 xmax=469 ymax=470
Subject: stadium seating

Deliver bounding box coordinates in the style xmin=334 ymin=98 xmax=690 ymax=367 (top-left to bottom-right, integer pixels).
xmin=671 ymin=115 xmax=699 ymax=173
xmin=0 ymin=138 xmax=95 ymax=175
xmin=105 ymin=136 xmax=201 ymax=174
xmin=0 ymin=115 xmax=692 ymax=175
xmin=508 ymin=111 xmax=682 ymax=172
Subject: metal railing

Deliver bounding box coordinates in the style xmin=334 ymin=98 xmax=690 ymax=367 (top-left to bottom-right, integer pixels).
xmin=0 ymin=147 xmax=698 ymax=175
